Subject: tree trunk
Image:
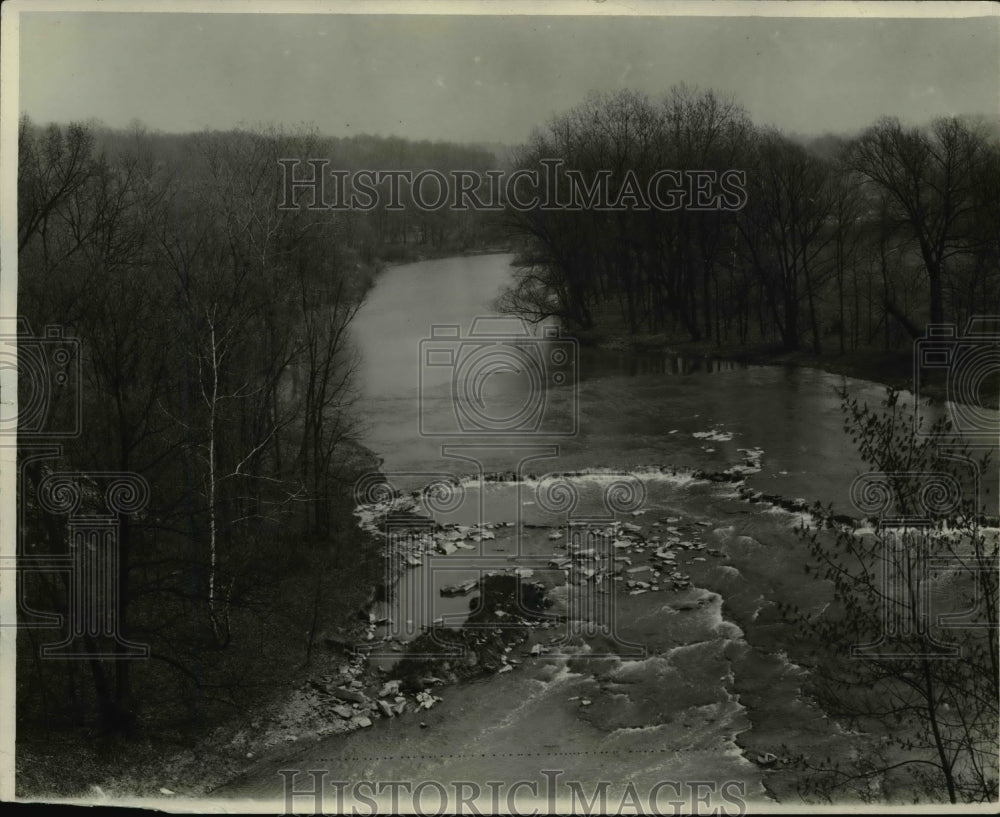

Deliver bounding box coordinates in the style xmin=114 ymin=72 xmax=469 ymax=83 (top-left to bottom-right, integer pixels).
xmin=928 ymin=263 xmax=944 ymax=325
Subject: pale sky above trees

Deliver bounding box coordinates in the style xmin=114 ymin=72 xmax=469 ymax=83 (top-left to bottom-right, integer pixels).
xmin=18 ymin=10 xmax=999 ymax=145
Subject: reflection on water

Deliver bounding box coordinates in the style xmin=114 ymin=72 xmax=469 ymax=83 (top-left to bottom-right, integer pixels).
xmin=355 ymin=254 xmax=854 ymax=514
xmin=352 ymin=252 xmax=999 ymax=517
xmin=581 ymin=347 xmax=747 ymax=378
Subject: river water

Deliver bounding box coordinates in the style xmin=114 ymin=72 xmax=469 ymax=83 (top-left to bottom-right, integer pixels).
xmin=223 ymin=253 xmax=997 ymax=810
xmin=351 ymin=254 xmax=886 ymax=510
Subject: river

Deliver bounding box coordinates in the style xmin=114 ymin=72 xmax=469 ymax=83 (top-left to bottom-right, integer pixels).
xmin=220 ymin=252 xmax=997 ymax=811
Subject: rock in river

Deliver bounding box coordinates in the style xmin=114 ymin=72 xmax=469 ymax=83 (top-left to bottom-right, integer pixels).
xmin=333 ymin=687 xmax=370 ymax=705
xmin=440 ymin=578 xmax=478 ymax=596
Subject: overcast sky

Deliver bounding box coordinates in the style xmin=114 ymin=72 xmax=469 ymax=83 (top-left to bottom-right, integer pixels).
xmin=18 ymin=10 xmax=1000 ymax=145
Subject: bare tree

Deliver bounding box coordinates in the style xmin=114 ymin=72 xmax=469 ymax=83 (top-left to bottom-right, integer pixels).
xmin=787 ymin=389 xmax=998 ymax=803
xmin=850 ymin=117 xmax=989 ymax=328
xmin=736 ymin=129 xmax=834 ymax=351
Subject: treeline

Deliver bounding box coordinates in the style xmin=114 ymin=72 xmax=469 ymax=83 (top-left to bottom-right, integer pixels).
xmin=115 ymin=126 xmax=504 ymax=260
xmin=500 ymin=87 xmax=1000 ymax=353
xmin=321 ymin=133 xmax=508 ymax=259
xmin=14 ymin=118 xmax=500 ymax=740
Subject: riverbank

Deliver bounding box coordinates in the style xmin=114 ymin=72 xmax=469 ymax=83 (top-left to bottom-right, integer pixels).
xmin=377 ymin=242 xmax=513 ymax=268
xmin=588 ymin=334 xmax=998 ymax=410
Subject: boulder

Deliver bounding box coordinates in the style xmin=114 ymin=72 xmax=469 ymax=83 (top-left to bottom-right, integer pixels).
xmin=415 ymin=691 xmax=439 ymax=709
xmin=440 ymin=578 xmax=478 ymax=596
xmin=333 ymin=687 xmax=370 ymax=705
xmin=378 ymin=680 xmax=401 ymax=698
xmin=367 ymin=601 xmax=391 ymax=625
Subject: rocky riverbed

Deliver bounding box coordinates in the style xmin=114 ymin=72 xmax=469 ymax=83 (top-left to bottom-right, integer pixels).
xmin=209 ymin=436 xmax=998 ymax=809
xmin=212 ymin=449 xmax=848 ymax=806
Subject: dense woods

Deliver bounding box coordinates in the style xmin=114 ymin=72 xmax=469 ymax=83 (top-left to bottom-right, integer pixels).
xmin=500 ymin=87 xmax=1000 ymax=354
xmin=15 ymin=119 xmax=502 ymax=739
